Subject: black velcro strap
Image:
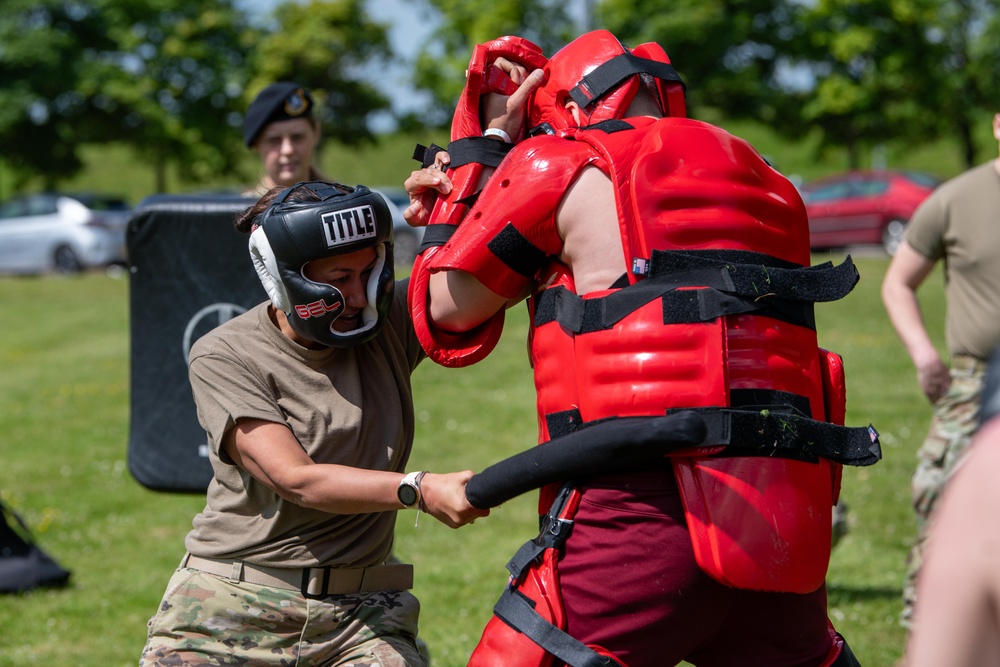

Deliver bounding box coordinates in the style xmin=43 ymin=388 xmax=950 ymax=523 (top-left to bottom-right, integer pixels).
xmin=447 ymin=136 xmax=514 ymax=169
xmin=650 ymin=250 xmax=860 ymax=303
xmin=730 ymin=387 xmax=811 ymax=416
xmin=650 ymin=248 xmax=802 ymax=271
xmin=418 ymin=224 xmax=458 ymax=253
xmin=677 ymin=407 xmax=882 ymax=466
xmin=487 ymin=223 xmax=548 ymax=278
xmin=412 ymin=143 xmax=445 ymax=168
xmin=659 ymin=288 xmax=817 ymax=330
xmin=570 ymin=52 xmax=685 ymax=109
xmin=533 ymin=267 xmax=732 ymax=332
xmin=505 ymin=483 xmax=577 ymax=579
xmin=585 ymin=119 xmax=634 ymax=134
xmin=493 ymin=587 xmax=625 ymax=667
xmin=545 ymin=408 xmax=585 ymax=439
xmin=533 ymin=254 xmax=858 ymax=333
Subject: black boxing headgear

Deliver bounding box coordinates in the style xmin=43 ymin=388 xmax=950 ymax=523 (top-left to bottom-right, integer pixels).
xmin=249 ymin=182 xmax=395 ymax=347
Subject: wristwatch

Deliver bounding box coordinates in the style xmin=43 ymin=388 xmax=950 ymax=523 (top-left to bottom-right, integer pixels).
xmin=397 ymin=471 xmax=427 ymax=509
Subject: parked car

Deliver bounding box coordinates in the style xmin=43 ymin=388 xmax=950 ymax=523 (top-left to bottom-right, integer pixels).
xmin=375 ymin=187 xmax=424 ymax=267
xmin=799 ymin=170 xmax=941 ymax=255
xmin=0 ymin=192 xmax=131 ymax=274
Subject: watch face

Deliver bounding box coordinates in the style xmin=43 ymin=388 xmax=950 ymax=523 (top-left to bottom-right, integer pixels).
xmin=398 ymin=484 xmax=418 ymax=507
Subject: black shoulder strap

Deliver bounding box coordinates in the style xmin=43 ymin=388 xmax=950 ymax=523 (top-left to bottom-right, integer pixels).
xmin=493 ymin=484 xmax=625 ymax=667
xmin=493 ymin=587 xmax=625 ymax=667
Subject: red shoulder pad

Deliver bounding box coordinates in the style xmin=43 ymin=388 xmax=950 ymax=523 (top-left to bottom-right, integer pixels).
xmin=429 ymin=137 xmax=597 ymax=300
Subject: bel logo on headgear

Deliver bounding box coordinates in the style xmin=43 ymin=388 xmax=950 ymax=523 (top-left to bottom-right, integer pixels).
xmin=321 ymin=205 xmax=378 ymax=247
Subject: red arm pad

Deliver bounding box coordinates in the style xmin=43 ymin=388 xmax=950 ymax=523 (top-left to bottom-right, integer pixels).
xmin=406 ymin=38 xmax=546 ymax=366
xmin=430 ymin=36 xmax=548 ymax=230
xmin=407 ymin=247 xmax=505 ymax=368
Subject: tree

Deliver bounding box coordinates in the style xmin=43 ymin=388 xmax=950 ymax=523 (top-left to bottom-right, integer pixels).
xmin=795 ymin=0 xmax=1000 ymax=169
xmin=602 ymin=0 xmax=1000 ymax=169
xmin=0 ymin=0 xmax=122 ymax=189
xmin=599 ymin=0 xmax=808 ymax=124
xmin=0 ymin=0 xmax=260 ymax=193
xmin=249 ymin=0 xmax=393 ymax=146
xmin=99 ymin=1 xmax=262 ymax=191
xmin=408 ymin=0 xmax=579 ymax=128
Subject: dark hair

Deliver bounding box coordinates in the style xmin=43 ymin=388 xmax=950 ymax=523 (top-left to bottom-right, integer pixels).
xmin=234 ymin=181 xmax=350 ymax=233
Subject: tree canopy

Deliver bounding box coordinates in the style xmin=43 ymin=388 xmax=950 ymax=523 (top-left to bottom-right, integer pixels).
xmin=407 ymin=0 xmax=578 ymax=128
xmin=0 ymin=0 xmax=393 ymax=192
xmin=2 ymin=0 xmax=998 ymax=194
xmin=602 ymin=0 xmax=1000 ymax=168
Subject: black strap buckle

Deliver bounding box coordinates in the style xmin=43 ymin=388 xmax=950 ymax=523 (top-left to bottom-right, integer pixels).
xmin=300 ymin=567 xmax=330 ymax=599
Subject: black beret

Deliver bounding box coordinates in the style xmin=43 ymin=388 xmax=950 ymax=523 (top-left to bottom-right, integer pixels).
xmin=243 ymin=82 xmax=315 ymax=147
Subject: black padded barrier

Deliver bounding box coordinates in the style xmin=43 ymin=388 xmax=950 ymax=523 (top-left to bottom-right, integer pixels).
xmin=126 ymin=193 xmax=264 ymax=493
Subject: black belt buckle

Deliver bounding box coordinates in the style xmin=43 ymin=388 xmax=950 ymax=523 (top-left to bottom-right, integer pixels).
xmin=301 ymin=567 xmax=330 ymax=599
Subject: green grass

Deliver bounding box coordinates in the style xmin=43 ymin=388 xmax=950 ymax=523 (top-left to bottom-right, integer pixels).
xmin=0 ymin=252 xmax=944 ymax=666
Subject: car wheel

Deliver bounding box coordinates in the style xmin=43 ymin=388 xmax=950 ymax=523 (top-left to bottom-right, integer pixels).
xmin=882 ymin=219 xmax=907 ymax=256
xmin=53 ymin=245 xmax=83 ymax=274
xmin=394 ymin=229 xmax=421 ymax=267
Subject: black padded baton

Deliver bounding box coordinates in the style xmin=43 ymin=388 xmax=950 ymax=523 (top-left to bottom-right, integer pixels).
xmin=465 ymin=411 xmax=708 ymax=509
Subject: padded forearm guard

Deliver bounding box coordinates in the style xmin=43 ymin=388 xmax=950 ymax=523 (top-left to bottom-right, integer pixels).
xmin=408 ymin=35 xmax=548 ymax=367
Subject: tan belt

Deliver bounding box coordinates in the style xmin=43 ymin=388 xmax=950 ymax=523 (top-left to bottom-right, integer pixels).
xmin=180 ymin=553 xmax=413 ymax=598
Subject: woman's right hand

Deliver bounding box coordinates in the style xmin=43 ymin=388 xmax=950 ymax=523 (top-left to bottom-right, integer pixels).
xmin=402 ymin=159 xmax=452 ymax=227
xmin=419 ymin=470 xmax=491 ymax=528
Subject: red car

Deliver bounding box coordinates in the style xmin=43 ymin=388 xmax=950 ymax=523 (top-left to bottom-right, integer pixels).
xmin=799 ymin=170 xmax=941 ymax=255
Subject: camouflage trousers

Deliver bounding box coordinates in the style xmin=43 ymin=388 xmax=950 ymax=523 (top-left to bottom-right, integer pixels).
xmin=140 ymin=566 xmax=427 ymax=667
xmin=900 ymin=355 xmax=986 ymax=629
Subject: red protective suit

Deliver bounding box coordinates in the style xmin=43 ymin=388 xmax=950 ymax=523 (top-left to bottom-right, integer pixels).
xmin=418 ymin=115 xmax=871 ymax=666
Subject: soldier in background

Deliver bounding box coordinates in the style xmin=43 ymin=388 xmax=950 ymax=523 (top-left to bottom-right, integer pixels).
xmin=243 ymin=82 xmax=326 ymax=197
xmin=882 ymin=111 xmax=1000 ymax=634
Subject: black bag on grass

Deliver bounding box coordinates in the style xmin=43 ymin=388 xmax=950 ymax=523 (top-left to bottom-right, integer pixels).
xmin=0 ymin=500 xmax=71 ymax=594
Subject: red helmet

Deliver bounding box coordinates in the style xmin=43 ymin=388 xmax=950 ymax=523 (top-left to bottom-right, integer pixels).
xmin=528 ymin=30 xmax=687 ymax=134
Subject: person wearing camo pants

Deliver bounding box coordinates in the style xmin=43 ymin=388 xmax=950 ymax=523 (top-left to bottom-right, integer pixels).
xmin=882 ymin=110 xmax=1000 ymax=636
xmin=139 ymin=182 xmax=488 ymax=667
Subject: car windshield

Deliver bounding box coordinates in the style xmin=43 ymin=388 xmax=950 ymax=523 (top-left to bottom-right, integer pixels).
xmin=900 ymin=172 xmax=943 ymax=189
xmin=71 ymin=194 xmax=130 ymax=211
xmin=0 ymin=195 xmax=59 ymax=218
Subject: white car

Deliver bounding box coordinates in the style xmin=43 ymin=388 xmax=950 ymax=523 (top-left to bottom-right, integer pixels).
xmin=0 ymin=193 xmax=130 ymax=274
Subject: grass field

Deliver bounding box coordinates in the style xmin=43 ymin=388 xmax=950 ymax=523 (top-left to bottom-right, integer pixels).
xmin=0 ymin=250 xmax=945 ymax=666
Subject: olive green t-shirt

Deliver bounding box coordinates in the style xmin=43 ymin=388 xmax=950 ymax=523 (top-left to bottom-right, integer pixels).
xmin=184 ymin=281 xmax=424 ymax=568
xmin=905 ymin=161 xmax=1000 ymax=360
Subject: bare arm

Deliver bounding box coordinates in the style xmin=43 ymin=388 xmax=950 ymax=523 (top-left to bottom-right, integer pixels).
xmin=223 ymin=419 xmax=489 ymax=528
xmin=881 ymin=240 xmax=950 ymax=403
xmin=906 ymin=417 xmax=1000 ymax=666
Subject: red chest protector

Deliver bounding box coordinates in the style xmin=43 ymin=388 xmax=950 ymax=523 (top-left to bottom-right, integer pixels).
xmin=527 ymin=117 xmax=857 ymax=592
xmin=447 ymin=118 xmax=875 ymax=667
